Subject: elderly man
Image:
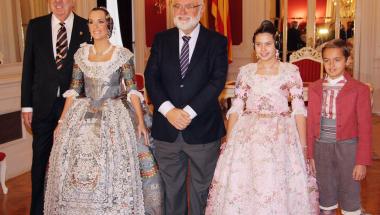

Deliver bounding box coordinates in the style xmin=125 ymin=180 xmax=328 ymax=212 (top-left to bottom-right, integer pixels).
xmin=144 ymin=0 xmax=228 ymax=214
xmin=21 ymin=0 xmax=89 ymax=214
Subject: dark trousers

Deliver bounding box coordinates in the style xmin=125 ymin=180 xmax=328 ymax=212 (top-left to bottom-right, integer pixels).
xmin=155 ymin=134 xmax=220 ymax=215
xmin=30 ymin=98 xmax=64 ymax=215
xmin=314 ymin=118 xmax=361 ymax=212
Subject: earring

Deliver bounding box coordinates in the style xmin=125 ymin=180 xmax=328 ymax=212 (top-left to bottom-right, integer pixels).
xmin=90 ymin=36 xmax=93 ymax=42
xmin=256 ymin=53 xmax=260 ymax=60
xmin=275 ymin=49 xmax=280 ymax=60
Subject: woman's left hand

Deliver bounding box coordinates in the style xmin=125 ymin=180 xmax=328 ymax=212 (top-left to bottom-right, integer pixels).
xmin=137 ymin=123 xmax=150 ymax=146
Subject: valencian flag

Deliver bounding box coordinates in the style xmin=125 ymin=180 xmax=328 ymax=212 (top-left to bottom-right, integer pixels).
xmin=211 ymin=0 xmax=233 ymax=62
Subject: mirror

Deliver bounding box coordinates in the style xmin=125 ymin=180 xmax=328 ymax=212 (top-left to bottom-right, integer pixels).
xmin=286 ymin=0 xmax=307 ymax=61
xmin=315 ymin=0 xmax=356 ymax=74
xmin=315 ymin=0 xmax=356 ymax=48
xmin=273 ymin=0 xmax=356 ymax=62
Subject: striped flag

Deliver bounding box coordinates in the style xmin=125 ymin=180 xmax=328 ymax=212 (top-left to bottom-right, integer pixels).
xmin=211 ymin=0 xmax=232 ymax=62
xmin=200 ymin=1 xmax=209 ymax=28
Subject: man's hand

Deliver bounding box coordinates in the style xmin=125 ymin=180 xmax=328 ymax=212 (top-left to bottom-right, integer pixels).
xmin=353 ymin=165 xmax=367 ymax=181
xmin=22 ymin=112 xmax=33 ymax=129
xmin=166 ymin=108 xmax=191 ymax=130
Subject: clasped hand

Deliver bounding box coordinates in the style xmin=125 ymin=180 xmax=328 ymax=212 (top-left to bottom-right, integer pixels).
xmin=166 ymin=108 xmax=191 ymax=130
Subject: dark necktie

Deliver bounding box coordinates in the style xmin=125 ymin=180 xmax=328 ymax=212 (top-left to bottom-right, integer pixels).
xmin=56 ymin=22 xmax=68 ymax=70
xmin=180 ymin=36 xmax=191 ymax=79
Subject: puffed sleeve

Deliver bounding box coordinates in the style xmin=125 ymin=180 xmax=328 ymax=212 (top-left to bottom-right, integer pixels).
xmin=121 ymin=55 xmax=144 ymax=102
xmin=289 ymin=69 xmax=307 ymax=116
xmin=226 ymin=70 xmax=249 ymax=119
xmin=63 ymin=63 xmax=84 ymax=98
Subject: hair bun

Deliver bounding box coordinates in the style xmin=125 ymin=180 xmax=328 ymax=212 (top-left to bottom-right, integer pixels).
xmin=261 ymin=20 xmax=274 ymax=27
xmin=260 ymin=20 xmax=275 ymax=34
xmin=252 ymin=20 xmax=276 ymax=43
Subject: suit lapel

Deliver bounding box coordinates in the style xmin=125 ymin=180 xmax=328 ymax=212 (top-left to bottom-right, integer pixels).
xmin=43 ymin=14 xmax=56 ymax=68
xmin=66 ymin=14 xmax=81 ymax=63
xmin=170 ymin=28 xmax=182 ymax=81
xmin=186 ymin=25 xmax=207 ymax=76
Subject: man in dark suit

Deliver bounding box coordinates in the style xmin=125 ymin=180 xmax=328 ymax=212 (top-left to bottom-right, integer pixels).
xmin=144 ymin=0 xmax=228 ymax=214
xmin=21 ymin=0 xmax=89 ymax=214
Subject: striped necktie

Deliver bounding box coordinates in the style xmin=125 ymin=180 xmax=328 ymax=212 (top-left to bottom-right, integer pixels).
xmin=180 ymin=36 xmax=191 ymax=79
xmin=56 ymin=22 xmax=68 ymax=70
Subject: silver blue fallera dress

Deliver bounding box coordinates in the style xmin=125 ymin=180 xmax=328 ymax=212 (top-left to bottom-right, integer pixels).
xmin=44 ymin=44 xmax=163 ymax=215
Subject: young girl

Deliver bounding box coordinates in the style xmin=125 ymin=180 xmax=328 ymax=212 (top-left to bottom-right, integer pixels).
xmin=205 ymin=20 xmax=316 ymax=214
xmin=307 ymin=39 xmax=372 ymax=215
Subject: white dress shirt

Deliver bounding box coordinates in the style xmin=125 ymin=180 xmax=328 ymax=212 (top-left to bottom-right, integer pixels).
xmin=158 ymin=24 xmax=201 ymax=119
xmin=22 ymin=13 xmax=75 ymax=113
xmin=322 ymin=74 xmax=346 ymax=119
xmin=52 ymin=12 xmax=74 ymax=59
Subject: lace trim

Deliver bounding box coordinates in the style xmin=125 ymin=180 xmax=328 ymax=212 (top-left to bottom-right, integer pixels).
xmin=74 ymin=44 xmax=134 ymax=79
xmin=226 ymin=100 xmax=243 ymax=119
xmin=45 ymin=99 xmax=146 ymax=214
xmin=238 ymin=62 xmax=299 ymax=81
xmin=292 ymin=109 xmax=307 ymax=117
xmin=62 ymin=89 xmax=79 ymax=98
xmin=127 ymin=90 xmax=145 ymax=103
xmin=227 ymin=62 xmax=305 ymax=118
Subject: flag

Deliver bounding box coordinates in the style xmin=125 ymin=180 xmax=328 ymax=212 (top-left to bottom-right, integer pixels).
xmin=200 ymin=1 xmax=209 ymax=28
xmin=211 ymin=0 xmax=233 ymax=62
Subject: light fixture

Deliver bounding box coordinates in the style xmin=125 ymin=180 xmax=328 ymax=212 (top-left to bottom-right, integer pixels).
xmin=332 ymin=0 xmax=355 ymax=18
xmin=318 ymin=28 xmax=329 ymax=35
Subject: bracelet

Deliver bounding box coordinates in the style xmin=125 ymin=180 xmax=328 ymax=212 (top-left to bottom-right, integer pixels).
xmin=58 ymin=119 xmax=63 ymax=124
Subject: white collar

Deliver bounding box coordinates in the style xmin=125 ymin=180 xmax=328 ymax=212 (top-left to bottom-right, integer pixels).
xmin=326 ymin=74 xmax=345 ymax=85
xmin=52 ymin=12 xmax=74 ymax=27
xmin=179 ymin=23 xmax=200 ymax=39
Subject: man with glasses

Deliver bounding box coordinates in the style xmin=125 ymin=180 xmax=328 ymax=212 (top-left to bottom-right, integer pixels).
xmin=145 ymin=0 xmax=228 ymax=214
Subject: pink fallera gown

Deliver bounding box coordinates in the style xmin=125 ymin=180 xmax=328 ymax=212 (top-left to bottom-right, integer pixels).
xmin=206 ymin=62 xmax=318 ymax=215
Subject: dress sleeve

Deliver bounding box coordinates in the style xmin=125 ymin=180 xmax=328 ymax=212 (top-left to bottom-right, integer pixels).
xmin=121 ymin=55 xmax=144 ymax=102
xmin=289 ymin=70 xmax=307 ymax=116
xmin=63 ymin=63 xmax=84 ymax=98
xmin=226 ymin=71 xmax=249 ymax=119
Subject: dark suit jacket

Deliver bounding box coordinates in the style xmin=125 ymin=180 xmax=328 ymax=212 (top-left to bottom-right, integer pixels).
xmin=144 ymin=25 xmax=228 ymax=144
xmin=21 ymin=13 xmax=89 ymax=121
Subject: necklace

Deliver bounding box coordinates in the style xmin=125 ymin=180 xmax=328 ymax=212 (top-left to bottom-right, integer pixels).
xmin=92 ymin=44 xmax=113 ymax=56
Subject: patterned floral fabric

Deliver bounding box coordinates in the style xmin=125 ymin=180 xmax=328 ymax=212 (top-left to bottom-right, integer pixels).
xmin=44 ymin=44 xmax=163 ymax=215
xmin=205 ymin=62 xmax=318 ymax=215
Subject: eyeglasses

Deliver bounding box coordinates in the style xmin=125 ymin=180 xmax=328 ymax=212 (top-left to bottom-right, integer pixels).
xmin=172 ymin=3 xmax=202 ymax=11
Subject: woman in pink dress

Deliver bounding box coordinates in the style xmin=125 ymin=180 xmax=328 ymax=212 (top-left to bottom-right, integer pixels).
xmin=205 ymin=20 xmax=318 ymax=215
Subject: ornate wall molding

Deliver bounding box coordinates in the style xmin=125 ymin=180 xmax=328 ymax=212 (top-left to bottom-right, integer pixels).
xmin=289 ymin=47 xmax=322 ymax=62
